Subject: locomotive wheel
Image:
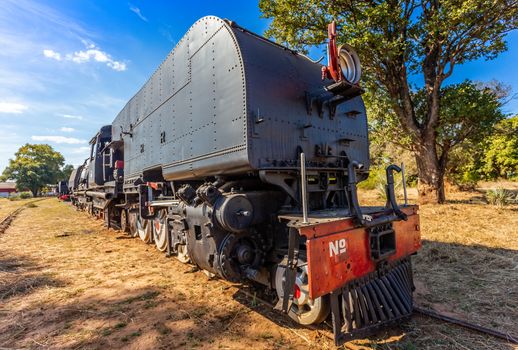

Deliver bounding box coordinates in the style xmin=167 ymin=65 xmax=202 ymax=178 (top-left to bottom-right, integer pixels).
xmin=153 ymin=209 xmax=168 ymax=252
xmin=176 ymin=244 xmax=190 ymax=263
xmin=275 ymin=259 xmax=330 ymax=325
xmin=218 ymin=233 xmax=262 ymax=282
xmin=137 ymin=216 xmax=153 ymax=243
xmin=120 ymin=209 xmax=130 ymax=233
xmin=128 ymin=211 xmax=139 ymax=237
xmin=104 ymin=207 xmax=111 ymax=227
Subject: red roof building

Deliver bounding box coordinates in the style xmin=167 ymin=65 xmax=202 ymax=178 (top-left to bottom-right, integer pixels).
xmin=0 ymin=182 xmax=17 ymax=198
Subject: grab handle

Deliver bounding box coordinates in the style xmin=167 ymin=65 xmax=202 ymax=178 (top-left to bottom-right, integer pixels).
xmin=385 ymin=165 xmax=407 ymax=221
xmin=347 ymin=162 xmax=407 ymax=228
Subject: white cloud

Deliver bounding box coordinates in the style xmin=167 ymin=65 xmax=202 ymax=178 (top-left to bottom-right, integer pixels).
xmin=60 ymin=127 xmax=75 ymax=132
xmin=0 ymin=102 xmax=28 ymax=114
xmin=68 ymin=48 xmax=107 ymax=63
xmin=70 ymin=146 xmax=91 ymax=154
xmin=81 ymin=39 xmax=96 ymax=49
xmin=60 ymin=114 xmax=83 ymax=120
xmin=43 ymin=42 xmax=127 ymax=71
xmin=129 ymin=5 xmax=148 ymax=22
xmin=31 ymin=135 xmax=86 ymax=144
xmin=43 ymin=49 xmax=61 ymax=61
xmin=107 ymin=61 xmax=126 ymax=71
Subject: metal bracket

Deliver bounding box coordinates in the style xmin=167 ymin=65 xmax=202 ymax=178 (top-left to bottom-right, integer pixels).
xmin=138 ymin=184 xmax=155 ymax=220
xmin=166 ymin=217 xmax=174 ymax=257
xmin=281 ymin=227 xmax=300 ymax=313
xmin=120 ymin=125 xmax=133 ymax=138
xmin=305 ymin=81 xmax=363 ymax=119
xmin=305 ymin=90 xmax=332 ymax=118
xmin=259 ymin=171 xmax=300 ymax=205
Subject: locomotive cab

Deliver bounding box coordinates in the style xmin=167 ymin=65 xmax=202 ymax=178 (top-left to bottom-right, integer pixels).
xmin=87 ymin=125 xmax=112 ymax=188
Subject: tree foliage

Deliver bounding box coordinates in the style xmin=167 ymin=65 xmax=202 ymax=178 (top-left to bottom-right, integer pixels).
xmin=482 ymin=115 xmax=518 ymax=179
xmin=1 ymin=144 xmax=65 ymax=196
xmin=368 ymin=80 xmax=506 ymax=188
xmin=61 ymin=164 xmax=75 ymax=181
xmin=259 ymin=0 xmax=517 ymax=203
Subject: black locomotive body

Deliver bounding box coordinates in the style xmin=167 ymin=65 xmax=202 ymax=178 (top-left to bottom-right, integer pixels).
xmin=69 ymin=17 xmax=421 ymax=344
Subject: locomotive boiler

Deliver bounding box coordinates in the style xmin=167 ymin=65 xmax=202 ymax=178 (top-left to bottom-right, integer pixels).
xmin=69 ymin=17 xmax=421 ymax=344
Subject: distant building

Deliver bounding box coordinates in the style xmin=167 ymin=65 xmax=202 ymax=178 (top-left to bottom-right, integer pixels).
xmin=0 ymin=182 xmax=17 ymax=198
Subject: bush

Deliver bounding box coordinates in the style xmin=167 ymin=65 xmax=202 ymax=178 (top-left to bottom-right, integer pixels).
xmin=8 ymin=195 xmax=20 ymax=201
xmin=358 ymin=167 xmax=386 ymax=190
xmin=358 ymin=166 xmax=405 ymax=200
xmin=482 ymin=116 xmax=518 ymax=179
xmin=485 ymin=188 xmax=512 ymax=207
xmin=19 ymin=191 xmax=33 ymax=199
xmin=375 ymin=179 xmax=402 ymax=199
xmin=449 ymin=171 xmax=479 ymax=191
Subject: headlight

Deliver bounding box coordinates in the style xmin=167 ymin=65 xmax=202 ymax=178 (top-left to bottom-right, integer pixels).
xmin=337 ymin=44 xmax=361 ymax=84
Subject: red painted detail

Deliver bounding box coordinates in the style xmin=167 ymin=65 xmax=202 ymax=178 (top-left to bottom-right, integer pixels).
xmin=322 ymin=21 xmax=342 ymax=82
xmin=146 ymin=182 xmax=159 ymax=190
xmin=294 ymin=284 xmax=301 ymax=299
xmin=114 ymin=160 xmax=124 ymax=169
xmin=298 ymin=206 xmax=421 ymax=299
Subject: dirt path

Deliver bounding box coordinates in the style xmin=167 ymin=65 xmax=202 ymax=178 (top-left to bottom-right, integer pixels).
xmin=0 ymin=199 xmax=328 ymax=349
xmin=0 ymin=199 xmax=516 ymax=349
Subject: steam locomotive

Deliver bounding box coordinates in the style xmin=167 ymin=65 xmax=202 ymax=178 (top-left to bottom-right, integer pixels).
xmin=68 ymin=17 xmax=421 ymax=344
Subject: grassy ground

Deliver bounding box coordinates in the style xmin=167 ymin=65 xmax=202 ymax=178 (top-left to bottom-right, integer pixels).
xmin=0 ymin=197 xmax=35 ymax=222
xmin=357 ymin=184 xmax=518 ymax=349
xmin=0 ymin=199 xmax=313 ymax=349
xmin=0 ymin=184 xmax=516 ymax=349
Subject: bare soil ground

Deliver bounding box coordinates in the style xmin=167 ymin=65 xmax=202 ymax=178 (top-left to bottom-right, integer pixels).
xmin=0 ymin=186 xmax=516 ymax=349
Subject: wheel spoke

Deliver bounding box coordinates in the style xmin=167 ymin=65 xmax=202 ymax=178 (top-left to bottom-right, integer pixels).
xmin=275 ymin=258 xmax=330 ymax=325
xmin=153 ymin=209 xmax=168 ymax=252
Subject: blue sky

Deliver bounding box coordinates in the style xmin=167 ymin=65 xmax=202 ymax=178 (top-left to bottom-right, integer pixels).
xmin=0 ymin=0 xmax=517 ymax=172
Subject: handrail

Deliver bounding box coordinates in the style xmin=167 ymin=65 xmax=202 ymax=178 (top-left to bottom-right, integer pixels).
xmin=347 ymin=161 xmax=407 ymax=228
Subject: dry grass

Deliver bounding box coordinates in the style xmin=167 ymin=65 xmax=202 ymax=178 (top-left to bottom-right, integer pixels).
xmin=0 ymin=184 xmax=517 ymax=349
xmin=358 ymin=185 xmax=518 ymax=349
xmin=0 ymin=197 xmax=35 ymax=222
xmin=0 ymin=199 xmax=317 ymax=349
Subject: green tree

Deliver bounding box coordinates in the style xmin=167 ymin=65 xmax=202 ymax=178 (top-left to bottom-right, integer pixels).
xmin=482 ymin=115 xmax=518 ymax=179
xmin=61 ymin=164 xmax=75 ymax=181
xmin=1 ymin=144 xmax=65 ymax=196
xmin=259 ymin=0 xmax=517 ymax=203
xmin=368 ymin=80 xmax=506 ymax=189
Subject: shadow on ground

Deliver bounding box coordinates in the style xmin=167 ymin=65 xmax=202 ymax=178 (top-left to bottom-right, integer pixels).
xmin=0 ymin=250 xmax=301 ymax=349
xmin=1 ymin=197 xmax=516 ymax=349
xmin=1 ymin=241 xmax=515 ymax=349
xmin=229 ymin=239 xmax=517 ymax=350
xmin=0 ymin=255 xmax=66 ymax=301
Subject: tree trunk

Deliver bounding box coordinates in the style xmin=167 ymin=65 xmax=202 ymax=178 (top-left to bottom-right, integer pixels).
xmin=414 ymin=141 xmax=445 ymax=204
